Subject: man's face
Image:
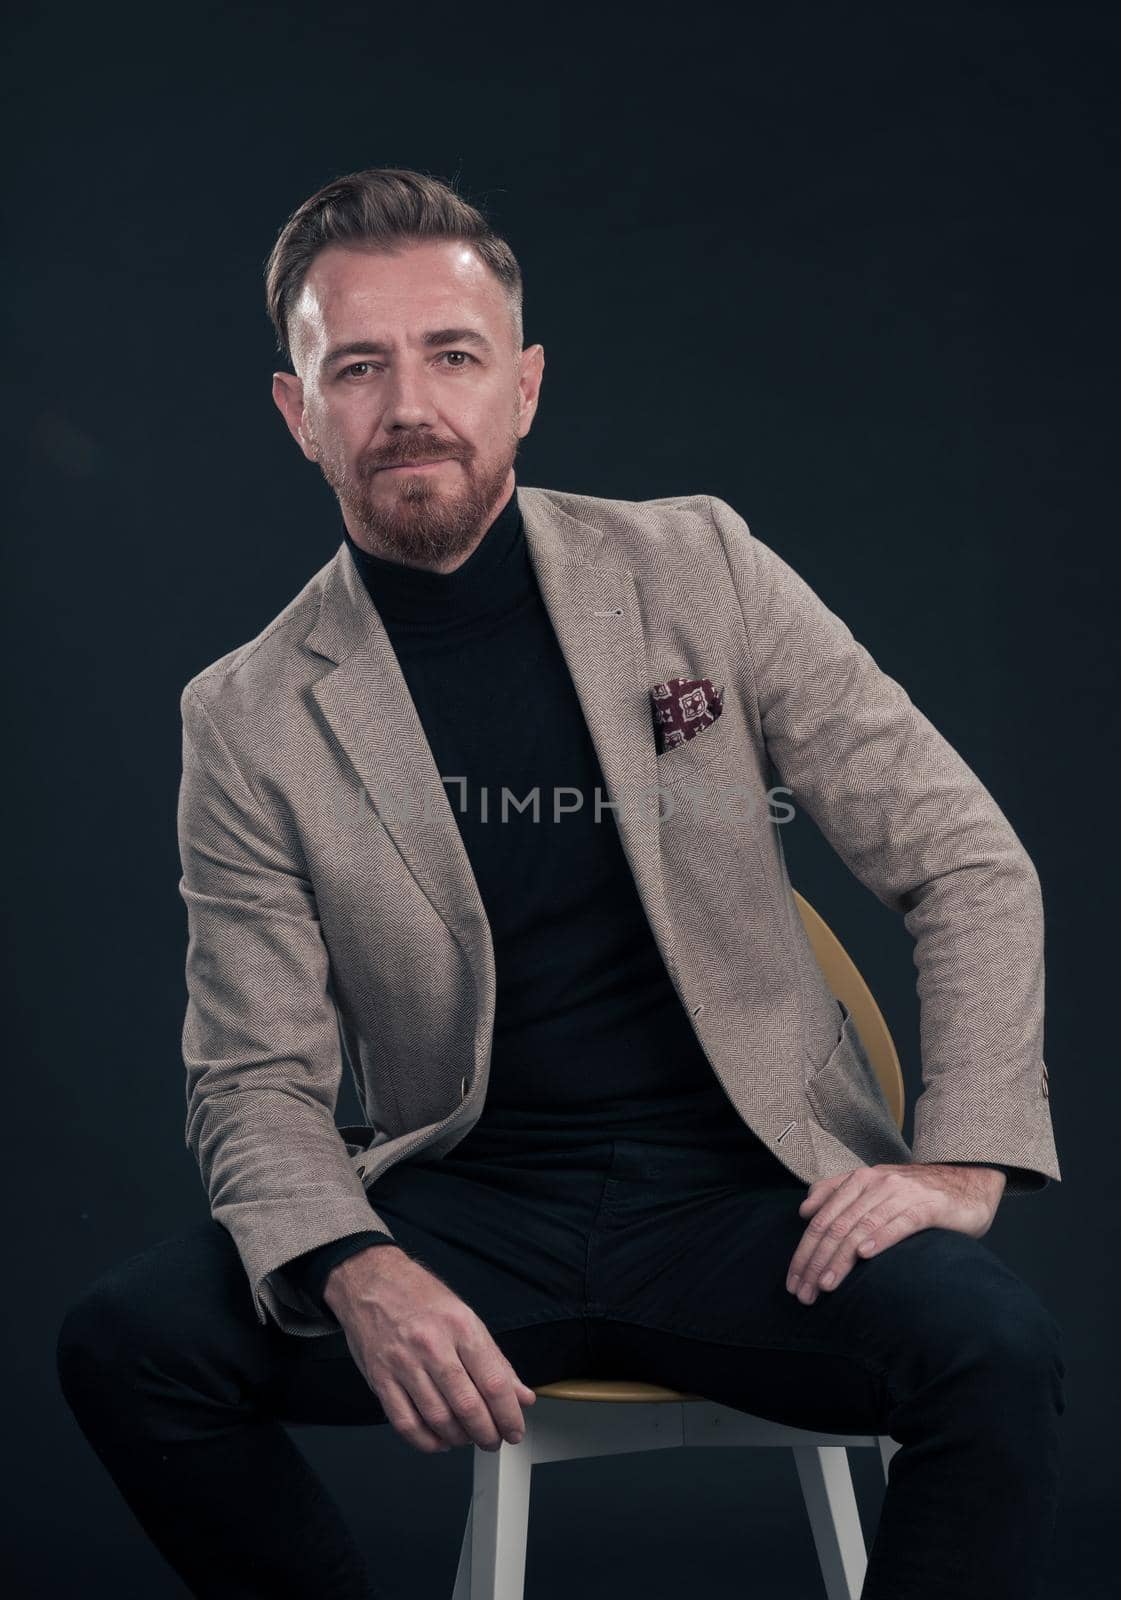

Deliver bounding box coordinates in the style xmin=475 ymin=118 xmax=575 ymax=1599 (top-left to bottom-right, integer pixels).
xmin=272 ymin=240 xmax=544 ymax=571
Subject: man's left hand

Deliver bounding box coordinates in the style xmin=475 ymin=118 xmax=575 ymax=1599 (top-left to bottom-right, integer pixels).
xmin=786 ymin=1163 xmax=1007 ymax=1305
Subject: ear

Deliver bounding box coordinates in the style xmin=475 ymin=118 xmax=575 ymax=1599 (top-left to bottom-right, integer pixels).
xmin=271 ymin=370 xmax=317 ymax=461
xmin=516 ymin=343 xmax=545 ymax=438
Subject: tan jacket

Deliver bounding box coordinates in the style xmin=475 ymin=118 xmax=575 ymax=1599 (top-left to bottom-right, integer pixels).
xmin=178 ymin=487 xmax=1059 ymax=1338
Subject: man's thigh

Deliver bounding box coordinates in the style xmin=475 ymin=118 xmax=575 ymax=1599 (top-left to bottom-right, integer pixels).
xmin=61 ymin=1152 xmax=605 ymax=1432
xmin=270 ymin=1148 xmax=607 ymax=1421
xmin=583 ymin=1161 xmax=1061 ymax=1435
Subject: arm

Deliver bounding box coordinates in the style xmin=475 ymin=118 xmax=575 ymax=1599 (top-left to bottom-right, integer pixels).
xmin=706 ymin=495 xmax=1059 ymax=1193
xmin=284 ymin=1231 xmax=402 ymax=1311
xmin=178 ymin=682 xmax=399 ymax=1335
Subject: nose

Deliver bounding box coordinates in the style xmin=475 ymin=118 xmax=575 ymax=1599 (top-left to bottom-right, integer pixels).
xmin=381 ymin=360 xmax=440 ymax=431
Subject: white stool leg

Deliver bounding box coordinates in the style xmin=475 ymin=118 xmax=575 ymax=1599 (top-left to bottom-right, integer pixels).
xmin=792 ymin=1444 xmax=868 ymax=1600
xmin=878 ymin=1434 xmax=902 ymax=1481
xmin=451 ymin=1498 xmax=473 ymax=1600
xmin=452 ymin=1439 xmax=533 ymax=1600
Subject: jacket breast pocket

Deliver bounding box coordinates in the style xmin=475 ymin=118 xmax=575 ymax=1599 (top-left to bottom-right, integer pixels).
xmin=656 ymin=711 xmax=728 ymax=768
xmin=654 ymin=715 xmax=739 ymax=832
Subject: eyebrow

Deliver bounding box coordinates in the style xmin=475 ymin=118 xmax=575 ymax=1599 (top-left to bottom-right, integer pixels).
xmin=322 ymin=327 xmax=494 ymax=371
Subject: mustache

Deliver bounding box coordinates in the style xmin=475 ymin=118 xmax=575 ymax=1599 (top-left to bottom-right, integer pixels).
xmin=364 ymin=445 xmax=466 ymax=473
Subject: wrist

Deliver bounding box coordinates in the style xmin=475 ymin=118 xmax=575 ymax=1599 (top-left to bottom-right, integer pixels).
xmin=323 ymin=1242 xmax=405 ymax=1309
xmin=956 ymin=1162 xmax=1008 ymax=1197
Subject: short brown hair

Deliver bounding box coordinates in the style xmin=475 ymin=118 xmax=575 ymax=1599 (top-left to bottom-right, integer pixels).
xmin=264 ymin=166 xmax=524 ymax=369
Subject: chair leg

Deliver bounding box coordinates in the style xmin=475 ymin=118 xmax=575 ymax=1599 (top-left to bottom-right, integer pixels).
xmin=877 ymin=1434 xmax=901 ymax=1482
xmin=452 ymin=1498 xmax=473 ymax=1600
xmin=792 ymin=1445 xmax=868 ymax=1600
xmin=452 ymin=1440 xmax=534 ymax=1600
xmin=454 ymin=1497 xmax=470 ymax=1600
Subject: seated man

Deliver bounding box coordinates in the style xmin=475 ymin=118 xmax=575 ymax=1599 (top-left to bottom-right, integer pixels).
xmin=56 ymin=165 xmax=1064 ymax=1600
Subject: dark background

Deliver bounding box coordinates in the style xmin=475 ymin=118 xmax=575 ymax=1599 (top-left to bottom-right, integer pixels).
xmin=5 ymin=1 xmax=1118 ymax=1594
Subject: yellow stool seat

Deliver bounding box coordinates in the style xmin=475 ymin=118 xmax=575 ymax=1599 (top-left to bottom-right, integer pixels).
xmin=534 ymin=1378 xmax=704 ymax=1402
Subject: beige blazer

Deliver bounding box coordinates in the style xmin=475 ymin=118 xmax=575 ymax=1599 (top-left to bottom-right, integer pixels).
xmin=177 ymin=487 xmax=1060 ymax=1338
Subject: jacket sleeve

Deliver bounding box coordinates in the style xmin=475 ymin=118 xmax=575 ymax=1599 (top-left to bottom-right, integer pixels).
xmin=178 ymin=681 xmax=402 ymax=1337
xmin=284 ymin=1231 xmax=403 ymax=1311
xmin=706 ymin=495 xmax=1060 ymax=1194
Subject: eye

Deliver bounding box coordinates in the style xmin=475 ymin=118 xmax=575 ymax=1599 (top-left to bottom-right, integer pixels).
xmin=339 ymin=352 xmax=475 ymax=380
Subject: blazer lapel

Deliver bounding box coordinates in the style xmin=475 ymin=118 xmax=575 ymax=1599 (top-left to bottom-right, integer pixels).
xmin=520 ymin=489 xmax=677 ymax=983
xmin=303 ymin=485 xmax=679 ymax=1033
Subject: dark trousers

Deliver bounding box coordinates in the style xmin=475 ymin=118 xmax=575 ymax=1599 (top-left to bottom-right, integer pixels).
xmin=56 ymin=1135 xmax=1065 ymax=1598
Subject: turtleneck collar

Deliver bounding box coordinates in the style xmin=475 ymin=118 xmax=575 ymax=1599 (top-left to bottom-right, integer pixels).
xmin=341 ymin=486 xmax=526 ymax=629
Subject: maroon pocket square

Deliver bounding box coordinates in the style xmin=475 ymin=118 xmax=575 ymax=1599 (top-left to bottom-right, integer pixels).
xmin=650 ymin=676 xmax=725 ymax=753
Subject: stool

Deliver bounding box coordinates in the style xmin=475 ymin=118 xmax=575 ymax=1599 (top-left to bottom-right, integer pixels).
xmin=451 ymin=1376 xmax=900 ymax=1598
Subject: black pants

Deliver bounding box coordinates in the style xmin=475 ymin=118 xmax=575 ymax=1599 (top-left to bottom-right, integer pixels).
xmin=56 ymin=1135 xmax=1065 ymax=1598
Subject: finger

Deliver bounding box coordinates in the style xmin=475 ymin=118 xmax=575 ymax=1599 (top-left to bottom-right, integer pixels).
xmin=431 ymin=1350 xmax=511 ymax=1450
xmin=798 ymin=1175 xmax=848 ymax=1216
xmin=377 ymin=1373 xmax=457 ymax=1454
xmin=514 ymin=1378 xmax=537 ymax=1403
xmin=787 ymin=1171 xmax=868 ymax=1289
xmin=459 ymin=1340 xmax=531 ymax=1445
xmin=807 ymin=1185 xmax=898 ymax=1278
xmin=852 ymin=1206 xmax=924 ymax=1263
xmin=499 ymin=1356 xmax=538 ymax=1411
xmin=799 ymin=1194 xmax=924 ymax=1303
xmin=815 ymin=1197 xmax=907 ymax=1294
xmin=789 ymin=1185 xmax=897 ymax=1302
xmin=813 ymin=1204 xmax=927 ymax=1300
xmin=405 ymin=1365 xmax=475 ymax=1449
xmin=505 ymin=1357 xmax=538 ymax=1404
xmin=800 ymin=1163 xmax=906 ymax=1219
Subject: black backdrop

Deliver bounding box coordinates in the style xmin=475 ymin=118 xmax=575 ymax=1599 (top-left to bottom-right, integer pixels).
xmin=5 ymin=2 xmax=1117 ymax=1594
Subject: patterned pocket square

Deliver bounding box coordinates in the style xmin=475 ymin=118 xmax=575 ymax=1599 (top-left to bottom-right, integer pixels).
xmin=650 ymin=676 xmax=725 ymax=753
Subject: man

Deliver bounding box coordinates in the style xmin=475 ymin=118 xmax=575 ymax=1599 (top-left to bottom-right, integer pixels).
xmin=57 ymin=167 xmax=1064 ymax=1599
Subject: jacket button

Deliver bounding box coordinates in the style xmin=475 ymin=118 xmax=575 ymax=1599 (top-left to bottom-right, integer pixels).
xmin=461 ymin=1074 xmax=468 ymax=1098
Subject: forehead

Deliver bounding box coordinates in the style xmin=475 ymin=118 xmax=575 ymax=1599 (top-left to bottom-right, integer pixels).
xmin=292 ymin=240 xmax=505 ymax=356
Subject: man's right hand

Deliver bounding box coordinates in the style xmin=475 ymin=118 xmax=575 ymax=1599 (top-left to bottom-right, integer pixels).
xmin=323 ymin=1244 xmax=538 ymax=1454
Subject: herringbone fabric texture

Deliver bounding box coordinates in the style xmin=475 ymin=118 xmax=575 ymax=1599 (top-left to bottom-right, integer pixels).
xmin=177 ymin=488 xmax=1059 ymax=1338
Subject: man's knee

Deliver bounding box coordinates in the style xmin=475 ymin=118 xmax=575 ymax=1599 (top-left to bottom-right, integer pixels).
xmin=903 ymin=1230 xmax=1065 ymax=1397
xmin=986 ymin=1279 xmax=1065 ymax=1420
xmin=57 ymin=1263 xmax=149 ymax=1412
xmin=56 ymin=1220 xmax=244 ymax=1408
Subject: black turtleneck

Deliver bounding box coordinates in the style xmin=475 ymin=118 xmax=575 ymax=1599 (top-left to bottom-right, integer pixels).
xmin=284 ymin=485 xmax=774 ymax=1310
xmin=339 ymin=477 xmax=527 ymax=626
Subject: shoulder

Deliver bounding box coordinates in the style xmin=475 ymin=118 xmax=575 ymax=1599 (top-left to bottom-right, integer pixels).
xmin=520 ymin=483 xmax=750 ymax=567
xmin=179 ymin=550 xmax=338 ymax=729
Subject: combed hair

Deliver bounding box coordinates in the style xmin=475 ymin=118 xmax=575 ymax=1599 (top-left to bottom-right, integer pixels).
xmin=264 ymin=166 xmax=523 ymax=368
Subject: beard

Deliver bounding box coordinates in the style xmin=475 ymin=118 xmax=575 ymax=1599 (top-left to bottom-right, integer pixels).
xmin=312 ymin=417 xmax=521 ymax=570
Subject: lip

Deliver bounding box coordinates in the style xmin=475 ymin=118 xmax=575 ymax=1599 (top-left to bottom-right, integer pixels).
xmin=377 ymin=458 xmax=453 ymax=473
